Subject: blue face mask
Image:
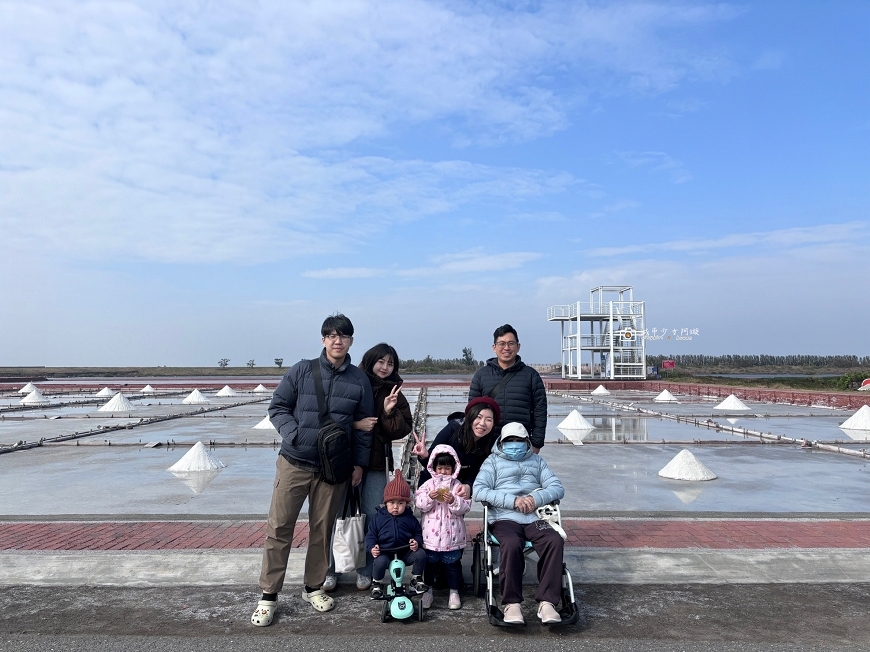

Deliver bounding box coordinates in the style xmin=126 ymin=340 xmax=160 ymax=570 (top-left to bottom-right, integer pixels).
xmin=502 ymin=441 xmax=528 ymax=460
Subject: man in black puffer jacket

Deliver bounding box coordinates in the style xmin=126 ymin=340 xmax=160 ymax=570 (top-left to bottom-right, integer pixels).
xmin=468 ymin=324 xmax=547 ymax=452
xmin=252 ymin=314 xmax=374 ymax=626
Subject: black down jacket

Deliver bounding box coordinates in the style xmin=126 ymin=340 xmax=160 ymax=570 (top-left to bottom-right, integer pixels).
xmin=269 ymin=350 xmax=374 ymax=470
xmin=467 ymin=356 xmax=547 ymax=449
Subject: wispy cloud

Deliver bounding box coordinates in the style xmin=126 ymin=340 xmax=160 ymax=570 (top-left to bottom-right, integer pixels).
xmin=615 ymin=150 xmax=692 ymax=183
xmin=586 ymin=222 xmax=870 ymax=257
xmin=752 ymin=49 xmax=786 ymax=70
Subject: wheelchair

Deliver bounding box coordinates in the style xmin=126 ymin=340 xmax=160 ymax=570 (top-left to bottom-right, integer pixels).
xmin=470 ymin=502 xmax=579 ymax=627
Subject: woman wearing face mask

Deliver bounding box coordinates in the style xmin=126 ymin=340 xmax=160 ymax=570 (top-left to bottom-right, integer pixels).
xmin=324 ymin=343 xmax=413 ymax=593
xmin=473 ymin=422 xmax=565 ymax=626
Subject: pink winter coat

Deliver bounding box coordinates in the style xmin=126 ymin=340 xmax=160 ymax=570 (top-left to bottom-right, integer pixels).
xmin=414 ymin=444 xmax=471 ymax=552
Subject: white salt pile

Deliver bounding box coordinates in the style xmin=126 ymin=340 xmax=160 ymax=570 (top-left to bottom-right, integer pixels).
xmin=98 ymin=392 xmax=135 ymax=412
xmin=18 ymin=382 xmax=37 ymax=394
xmin=182 ymin=389 xmax=210 ymax=405
xmin=558 ymin=410 xmax=594 ymax=430
xmin=20 ymin=388 xmax=50 ymax=406
xmin=140 ymin=384 xmax=156 ymax=394
xmin=591 ymin=385 xmax=610 ymax=396
xmin=658 ymin=449 xmax=717 ymax=481
xmin=95 ymin=387 xmax=115 ymax=397
xmin=253 ymin=415 xmax=277 ymax=430
xmin=653 ymin=389 xmax=679 ymax=403
xmin=167 ymin=441 xmax=225 ymax=472
xmin=253 ymin=384 xmax=271 ymax=394
xmin=713 ymin=394 xmax=750 ymax=411
xmin=859 ymin=380 xmax=870 ymax=391
xmin=216 ymin=385 xmax=240 ymax=397
xmin=840 ymin=405 xmax=870 ymax=430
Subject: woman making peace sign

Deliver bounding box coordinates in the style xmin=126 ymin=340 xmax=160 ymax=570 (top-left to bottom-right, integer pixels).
xmin=324 ymin=343 xmax=413 ymax=592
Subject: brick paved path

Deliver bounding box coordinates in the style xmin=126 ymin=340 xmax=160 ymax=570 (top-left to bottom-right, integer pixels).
xmin=3 ymin=519 xmax=870 ymax=551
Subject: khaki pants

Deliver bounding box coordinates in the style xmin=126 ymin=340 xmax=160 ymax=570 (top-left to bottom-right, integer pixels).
xmin=259 ymin=455 xmax=345 ymax=593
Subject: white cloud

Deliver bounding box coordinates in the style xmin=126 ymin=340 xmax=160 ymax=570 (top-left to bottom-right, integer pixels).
xmin=586 ymin=222 xmax=870 ymax=257
xmin=303 ymin=267 xmax=387 ymax=279
xmin=615 ymin=150 xmax=692 ymax=183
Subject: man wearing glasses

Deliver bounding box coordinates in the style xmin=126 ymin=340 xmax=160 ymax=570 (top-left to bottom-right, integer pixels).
xmin=252 ymin=313 xmax=374 ymax=625
xmin=468 ymin=324 xmax=547 ymax=453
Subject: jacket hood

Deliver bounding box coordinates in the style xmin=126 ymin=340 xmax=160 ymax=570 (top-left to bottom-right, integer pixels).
xmin=426 ymin=444 xmax=462 ymax=479
xmin=484 ymin=355 xmax=525 ymax=373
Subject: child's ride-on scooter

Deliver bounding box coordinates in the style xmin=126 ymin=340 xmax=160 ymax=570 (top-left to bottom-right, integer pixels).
xmin=373 ymin=545 xmax=424 ymax=623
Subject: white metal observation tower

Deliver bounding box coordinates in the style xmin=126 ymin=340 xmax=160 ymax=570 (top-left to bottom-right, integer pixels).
xmin=547 ymin=286 xmax=646 ymax=380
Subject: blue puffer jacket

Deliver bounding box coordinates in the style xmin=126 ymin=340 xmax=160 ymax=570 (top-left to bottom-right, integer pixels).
xmin=472 ymin=431 xmax=564 ymax=525
xmin=269 ymin=350 xmax=374 ymax=469
xmin=364 ymin=505 xmax=424 ymax=552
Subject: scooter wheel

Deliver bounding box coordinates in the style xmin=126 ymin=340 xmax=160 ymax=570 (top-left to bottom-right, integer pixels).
xmin=418 ymin=597 xmax=424 ymax=622
xmin=381 ymin=600 xmax=389 ymax=623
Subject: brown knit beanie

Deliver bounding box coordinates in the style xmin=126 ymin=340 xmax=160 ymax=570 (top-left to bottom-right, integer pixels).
xmin=383 ymin=469 xmax=411 ymax=503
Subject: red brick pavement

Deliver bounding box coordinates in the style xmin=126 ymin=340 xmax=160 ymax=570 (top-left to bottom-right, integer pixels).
xmin=3 ymin=519 xmax=870 ymax=551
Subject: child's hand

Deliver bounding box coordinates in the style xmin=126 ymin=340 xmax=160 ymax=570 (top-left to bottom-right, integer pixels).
xmin=428 ymin=489 xmax=441 ymax=500
xmin=444 ymin=491 xmax=455 ymax=504
xmin=371 ymin=544 xmax=380 ymax=558
xmin=409 ymin=539 xmax=418 ymax=551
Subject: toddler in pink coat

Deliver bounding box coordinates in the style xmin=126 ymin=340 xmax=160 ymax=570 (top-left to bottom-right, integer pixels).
xmin=414 ymin=444 xmax=471 ymax=610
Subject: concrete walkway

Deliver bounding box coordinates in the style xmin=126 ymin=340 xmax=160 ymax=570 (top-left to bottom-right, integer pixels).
xmin=4 ymin=516 xmax=870 ymax=586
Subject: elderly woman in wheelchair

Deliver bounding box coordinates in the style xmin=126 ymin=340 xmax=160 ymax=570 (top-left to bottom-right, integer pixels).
xmin=472 ymin=422 xmax=577 ymax=626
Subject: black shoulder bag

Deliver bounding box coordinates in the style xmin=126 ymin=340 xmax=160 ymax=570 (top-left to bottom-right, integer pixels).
xmin=488 ymin=370 xmax=517 ymax=401
xmin=310 ymin=360 xmax=355 ymax=485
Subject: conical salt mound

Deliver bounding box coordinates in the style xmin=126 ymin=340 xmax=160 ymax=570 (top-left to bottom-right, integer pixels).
xmin=253 ymin=415 xmax=277 ymax=430
xmin=558 ymin=410 xmax=594 ymax=430
xmin=99 ymin=392 xmax=135 ymax=412
xmin=658 ymin=449 xmax=717 ymax=481
xmin=253 ymin=384 xmax=270 ymax=394
xmin=654 ymin=389 xmax=678 ymax=403
xmin=20 ymin=388 xmax=50 ymax=405
xmin=591 ymin=385 xmax=610 ymax=396
xmin=96 ymin=387 xmax=115 ymax=397
xmin=216 ymin=385 xmax=239 ymax=397
xmin=840 ymin=405 xmax=870 ymax=430
xmin=140 ymin=384 xmax=156 ymax=394
xmin=713 ymin=394 xmax=750 ymax=411
xmin=182 ymin=389 xmax=209 ymax=405
xmin=18 ymin=382 xmax=37 ymax=394
xmin=167 ymin=441 xmax=225 ymax=472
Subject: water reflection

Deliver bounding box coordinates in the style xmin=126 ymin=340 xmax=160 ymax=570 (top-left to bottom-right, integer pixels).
xmin=574 ymin=417 xmax=649 ymax=442
xmin=170 ymin=469 xmax=222 ymax=494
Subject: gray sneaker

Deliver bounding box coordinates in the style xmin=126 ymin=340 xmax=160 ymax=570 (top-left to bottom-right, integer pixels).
xmin=355 ymin=574 xmax=372 ymax=590
xmin=322 ymin=574 xmax=337 ymax=593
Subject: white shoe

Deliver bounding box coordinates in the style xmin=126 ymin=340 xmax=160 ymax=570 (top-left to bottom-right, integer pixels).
xmin=321 ymin=574 xmax=337 ymax=593
xmin=448 ymin=590 xmax=461 ymax=610
xmin=537 ymin=601 xmax=562 ymax=624
xmin=503 ymin=603 xmax=524 ymax=625
xmin=250 ymin=599 xmax=276 ymax=627
xmin=421 ymin=589 xmax=434 ymax=609
xmin=356 ymin=574 xmax=372 ymax=590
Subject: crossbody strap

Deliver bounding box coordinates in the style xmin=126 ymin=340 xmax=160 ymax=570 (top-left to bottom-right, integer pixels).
xmin=309 ymin=360 xmax=330 ymax=426
xmin=488 ymin=370 xmax=518 ymax=401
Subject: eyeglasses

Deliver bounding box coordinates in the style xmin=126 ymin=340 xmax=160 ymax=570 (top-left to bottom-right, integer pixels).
xmin=324 ymin=334 xmax=351 ymax=342
xmin=494 ymin=341 xmax=519 ymax=349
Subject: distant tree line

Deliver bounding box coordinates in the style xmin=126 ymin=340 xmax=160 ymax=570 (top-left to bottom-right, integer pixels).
xmin=401 ymin=348 xmax=484 ymax=374
xmin=646 ymin=354 xmax=870 ymax=369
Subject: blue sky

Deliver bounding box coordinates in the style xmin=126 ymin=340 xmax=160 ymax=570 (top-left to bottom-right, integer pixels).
xmin=1 ymin=1 xmax=868 ymax=367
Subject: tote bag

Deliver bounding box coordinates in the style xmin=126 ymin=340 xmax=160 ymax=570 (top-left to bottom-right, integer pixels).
xmin=333 ymin=487 xmax=366 ymax=573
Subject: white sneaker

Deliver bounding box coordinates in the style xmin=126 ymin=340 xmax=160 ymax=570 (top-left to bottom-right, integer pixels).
xmin=356 ymin=574 xmax=372 ymax=590
xmin=322 ymin=574 xmax=337 ymax=593
xmin=448 ymin=590 xmax=461 ymax=610
xmin=503 ymin=603 xmax=524 ymax=624
xmin=421 ymin=589 xmax=434 ymax=609
xmin=537 ymin=601 xmax=562 ymax=624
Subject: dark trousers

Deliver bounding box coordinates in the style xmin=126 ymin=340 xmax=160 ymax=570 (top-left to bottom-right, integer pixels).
xmin=425 ymin=549 xmax=463 ymax=591
xmin=490 ymin=519 xmax=564 ymax=605
xmin=372 ymin=549 xmax=427 ymax=582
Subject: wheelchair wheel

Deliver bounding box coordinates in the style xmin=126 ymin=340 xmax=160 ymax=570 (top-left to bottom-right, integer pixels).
xmin=381 ymin=600 xmax=389 ymax=623
xmin=471 ymin=539 xmax=483 ymax=598
xmin=417 ymin=597 xmax=424 ymax=622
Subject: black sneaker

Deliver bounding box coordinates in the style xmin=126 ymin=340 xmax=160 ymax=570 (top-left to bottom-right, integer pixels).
xmin=370 ymin=582 xmax=384 ymax=600
xmin=410 ymin=576 xmax=429 ymax=595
